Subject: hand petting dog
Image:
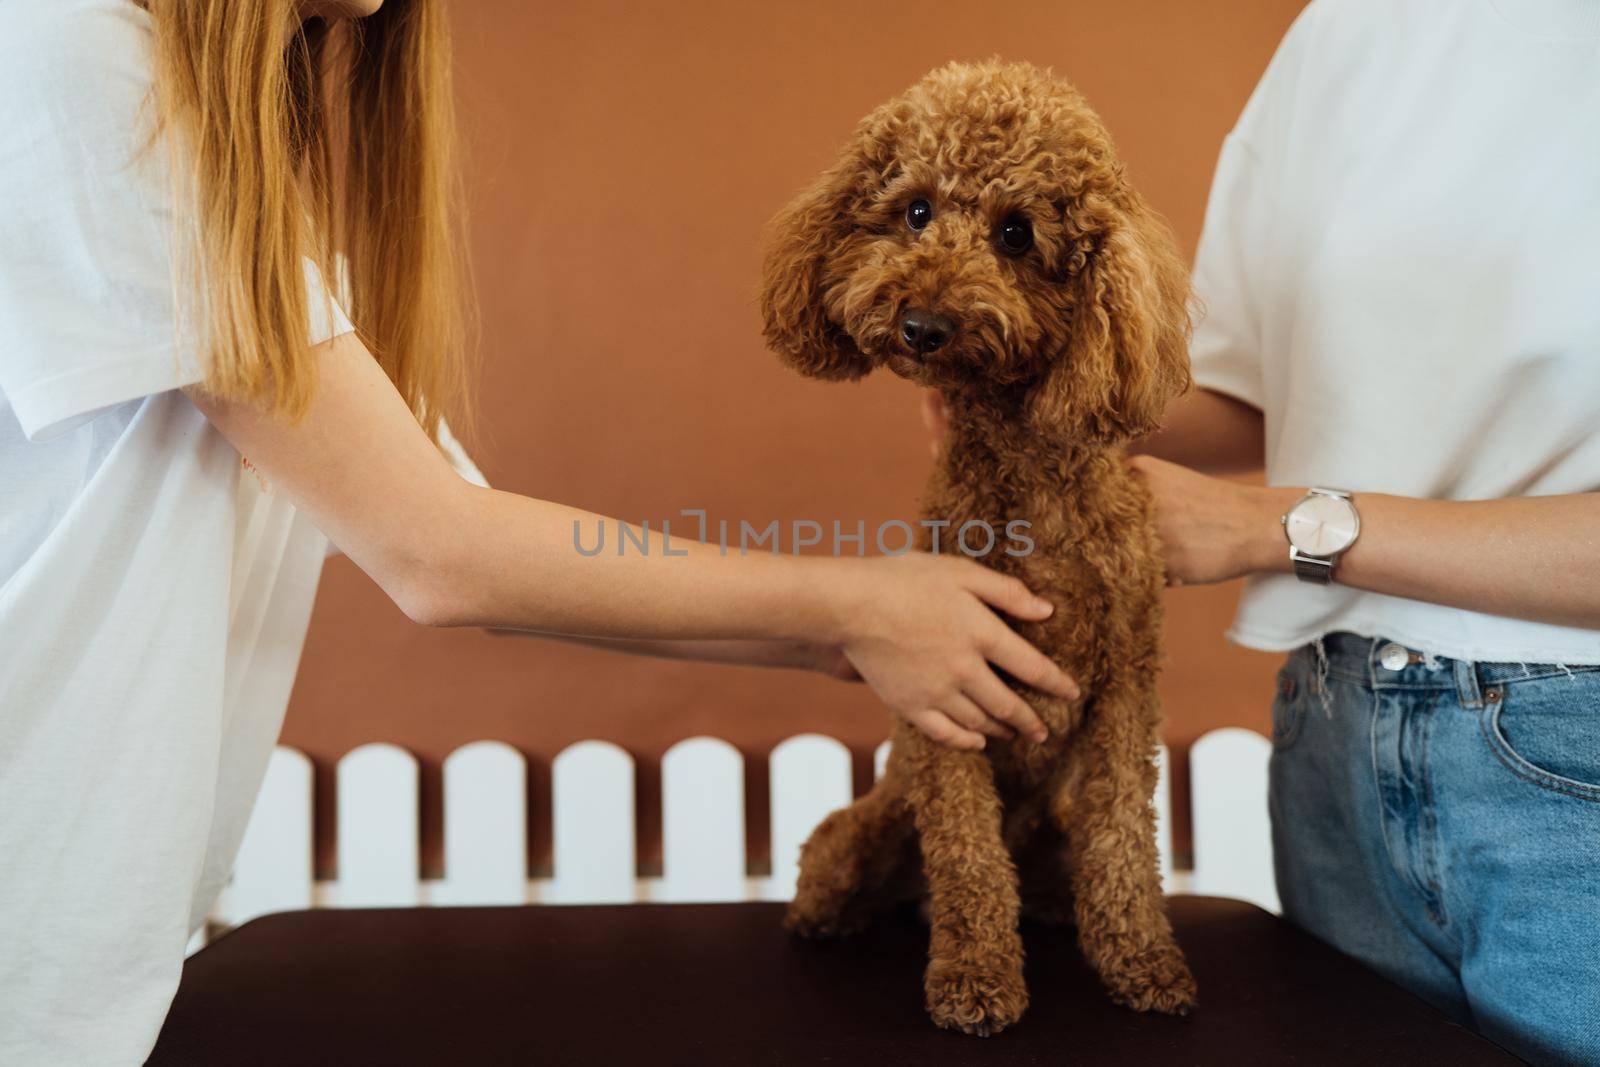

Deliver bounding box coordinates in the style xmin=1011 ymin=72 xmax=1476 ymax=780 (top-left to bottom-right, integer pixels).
xmin=929 ymin=391 xmax=1291 ymax=588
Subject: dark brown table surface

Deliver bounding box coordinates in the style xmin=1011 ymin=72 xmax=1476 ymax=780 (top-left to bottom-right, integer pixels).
xmin=150 ymin=896 xmax=1517 ymax=1065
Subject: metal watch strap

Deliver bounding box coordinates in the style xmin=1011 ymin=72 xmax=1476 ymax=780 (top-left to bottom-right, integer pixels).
xmin=1291 ymin=551 xmax=1336 ymax=584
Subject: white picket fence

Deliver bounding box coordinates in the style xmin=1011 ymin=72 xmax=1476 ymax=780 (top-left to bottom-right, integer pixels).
xmin=202 ymin=728 xmax=1276 ymax=948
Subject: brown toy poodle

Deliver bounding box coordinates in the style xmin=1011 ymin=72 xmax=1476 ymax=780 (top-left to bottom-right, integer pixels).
xmin=758 ymin=59 xmax=1196 ymax=1036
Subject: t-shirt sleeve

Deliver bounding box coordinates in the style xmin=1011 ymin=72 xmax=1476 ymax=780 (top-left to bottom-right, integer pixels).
xmin=0 ymin=4 xmax=352 ymax=442
xmin=1188 ymin=2 xmax=1319 ymax=411
xmin=1189 ymin=141 xmax=1270 ymax=410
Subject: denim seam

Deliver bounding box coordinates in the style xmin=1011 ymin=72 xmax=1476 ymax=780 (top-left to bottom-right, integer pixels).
xmin=1272 ymin=676 xmax=1305 ymax=751
xmin=1485 ymin=664 xmax=1600 ymax=686
xmin=1313 ymin=637 xmax=1334 ymax=718
xmin=1369 ymin=691 xmax=1404 ymax=892
xmin=1326 ymin=661 xmax=1600 ymax=692
xmin=1479 ymin=701 xmax=1600 ymax=803
xmin=1416 ymin=706 xmax=1450 ymax=932
xmin=1330 ymin=667 xmax=1454 ymax=691
xmin=1327 ymin=670 xmax=1599 ymax=690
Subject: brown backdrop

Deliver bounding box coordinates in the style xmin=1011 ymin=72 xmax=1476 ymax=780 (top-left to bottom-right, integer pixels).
xmin=284 ymin=0 xmax=1304 ymax=879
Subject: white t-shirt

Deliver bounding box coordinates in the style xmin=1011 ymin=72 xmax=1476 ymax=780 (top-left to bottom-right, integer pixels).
xmin=0 ymin=2 xmax=483 ymax=1063
xmin=1191 ymin=0 xmax=1600 ymax=664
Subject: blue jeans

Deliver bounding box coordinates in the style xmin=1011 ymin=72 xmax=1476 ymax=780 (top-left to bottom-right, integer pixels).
xmin=1270 ymin=632 xmax=1600 ymax=1066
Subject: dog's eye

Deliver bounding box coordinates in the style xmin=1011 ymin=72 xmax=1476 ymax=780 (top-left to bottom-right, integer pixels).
xmin=998 ymin=215 xmax=1033 ymax=255
xmin=905 ymin=199 xmax=933 ymax=232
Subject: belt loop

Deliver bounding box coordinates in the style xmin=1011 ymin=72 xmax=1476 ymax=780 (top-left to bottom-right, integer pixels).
xmin=1456 ymin=656 xmax=1483 ymax=708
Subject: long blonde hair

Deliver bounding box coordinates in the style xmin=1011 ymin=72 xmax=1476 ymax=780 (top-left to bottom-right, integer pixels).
xmin=141 ymin=0 xmax=470 ymax=441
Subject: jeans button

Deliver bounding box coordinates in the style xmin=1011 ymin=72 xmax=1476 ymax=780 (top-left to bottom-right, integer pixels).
xmin=1379 ymin=642 xmax=1411 ymax=671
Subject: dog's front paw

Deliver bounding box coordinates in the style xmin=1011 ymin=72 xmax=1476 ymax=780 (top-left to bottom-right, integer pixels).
xmin=1102 ymin=943 xmax=1197 ymax=1017
xmin=924 ymin=955 xmax=1029 ymax=1036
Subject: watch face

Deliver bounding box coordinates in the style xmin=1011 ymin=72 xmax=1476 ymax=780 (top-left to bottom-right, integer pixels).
xmin=1285 ymin=494 xmax=1358 ymax=556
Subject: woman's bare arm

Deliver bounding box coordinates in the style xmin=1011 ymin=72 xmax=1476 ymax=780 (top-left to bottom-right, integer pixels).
xmin=1131 ymin=455 xmax=1600 ymax=630
xmin=189 ymin=333 xmax=1082 ymax=748
xmin=497 ymin=632 xmax=860 ymax=678
xmin=1135 ymin=387 xmax=1264 ymax=474
xmin=924 ymin=386 xmax=1265 ymax=474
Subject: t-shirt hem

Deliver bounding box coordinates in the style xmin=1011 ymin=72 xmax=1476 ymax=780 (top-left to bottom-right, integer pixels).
xmin=1225 ymin=621 xmax=1600 ymax=667
xmin=10 ymin=347 xmax=202 ymax=442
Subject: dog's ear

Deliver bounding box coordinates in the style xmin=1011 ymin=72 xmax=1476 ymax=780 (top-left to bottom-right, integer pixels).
xmin=759 ymin=144 xmax=876 ymax=380
xmin=1030 ymin=194 xmax=1192 ymax=442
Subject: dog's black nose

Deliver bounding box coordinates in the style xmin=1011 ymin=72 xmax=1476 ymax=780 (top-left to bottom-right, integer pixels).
xmin=901 ymin=308 xmax=954 ymax=354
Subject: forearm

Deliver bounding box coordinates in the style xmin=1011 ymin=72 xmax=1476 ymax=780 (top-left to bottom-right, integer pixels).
xmin=1136 ymin=387 xmax=1264 ymax=474
xmin=190 ymin=336 xmax=858 ymax=644
xmin=368 ymin=482 xmax=862 ymax=643
xmin=1241 ymin=488 xmax=1600 ymax=629
xmin=491 ymin=628 xmax=832 ymax=671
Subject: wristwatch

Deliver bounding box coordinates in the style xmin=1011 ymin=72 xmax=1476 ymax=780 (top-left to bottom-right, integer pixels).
xmin=1280 ymin=487 xmax=1360 ymax=584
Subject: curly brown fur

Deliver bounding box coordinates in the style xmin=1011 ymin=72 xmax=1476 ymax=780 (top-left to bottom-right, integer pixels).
xmin=762 ymin=60 xmax=1196 ymax=1036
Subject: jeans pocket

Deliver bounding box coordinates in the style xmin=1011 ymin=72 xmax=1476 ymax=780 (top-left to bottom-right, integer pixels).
xmin=1271 ymin=657 xmax=1305 ymax=751
xmin=1481 ymin=675 xmax=1600 ymax=802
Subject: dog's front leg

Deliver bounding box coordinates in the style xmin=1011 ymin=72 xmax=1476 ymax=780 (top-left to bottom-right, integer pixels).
xmin=902 ymin=729 xmax=1027 ymax=1036
xmin=1051 ymin=669 xmax=1196 ymax=1016
xmin=786 ymin=769 xmax=915 ymax=938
